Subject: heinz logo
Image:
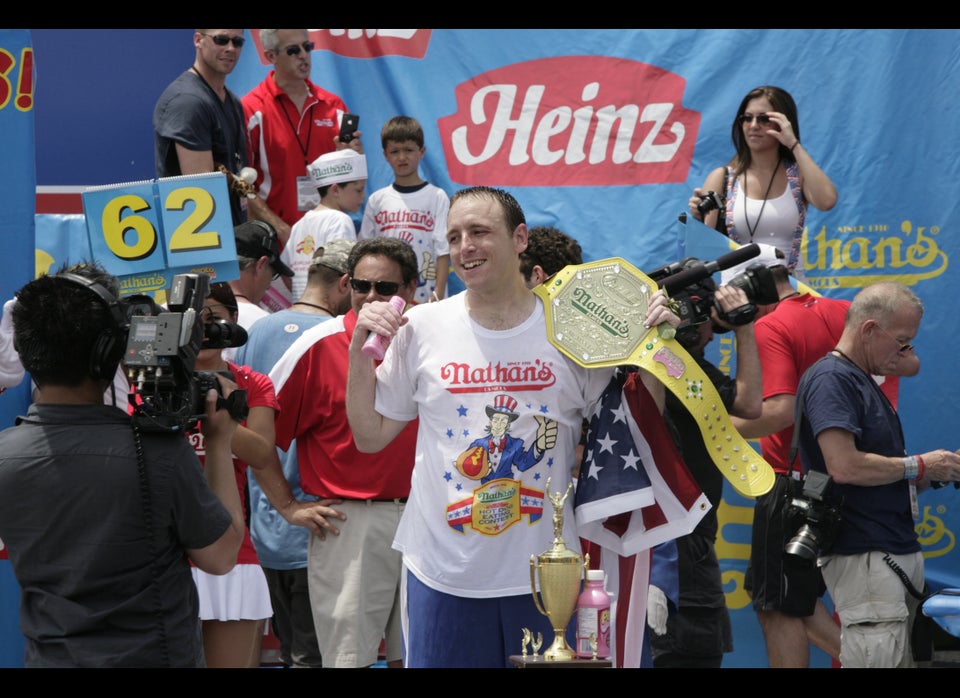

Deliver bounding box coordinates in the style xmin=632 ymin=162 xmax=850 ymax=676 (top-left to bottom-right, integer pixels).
xmin=438 ymin=56 xmax=700 ymax=186
xmin=251 ymin=29 xmax=431 ymax=61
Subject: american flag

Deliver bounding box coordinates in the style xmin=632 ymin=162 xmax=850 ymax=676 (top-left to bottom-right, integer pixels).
xmin=576 ymin=367 xmax=708 ymax=668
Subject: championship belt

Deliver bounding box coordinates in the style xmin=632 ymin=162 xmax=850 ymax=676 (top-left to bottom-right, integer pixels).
xmin=532 ymin=257 xmax=774 ymax=498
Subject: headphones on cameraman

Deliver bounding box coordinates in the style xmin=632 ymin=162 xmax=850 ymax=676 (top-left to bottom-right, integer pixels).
xmin=55 ymin=272 xmax=129 ymax=381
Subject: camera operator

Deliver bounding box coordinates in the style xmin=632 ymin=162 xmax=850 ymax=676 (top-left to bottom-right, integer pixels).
xmin=0 ymin=262 xmax=244 ymax=667
xmin=648 ymin=276 xmax=762 ymax=668
xmin=796 ymin=282 xmax=960 ymax=668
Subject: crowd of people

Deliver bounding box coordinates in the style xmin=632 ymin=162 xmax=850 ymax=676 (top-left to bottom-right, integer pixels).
xmin=0 ymin=28 xmax=953 ymax=670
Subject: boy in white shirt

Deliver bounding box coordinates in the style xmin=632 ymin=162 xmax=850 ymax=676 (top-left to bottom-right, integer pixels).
xmin=358 ymin=116 xmax=450 ymax=304
xmin=282 ymin=149 xmax=366 ymax=300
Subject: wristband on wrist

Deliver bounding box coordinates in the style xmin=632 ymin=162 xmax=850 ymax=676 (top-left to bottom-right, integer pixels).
xmin=790 ymin=141 xmax=800 ymax=154
xmin=916 ymin=455 xmax=926 ymax=481
xmin=903 ymin=455 xmax=919 ymax=480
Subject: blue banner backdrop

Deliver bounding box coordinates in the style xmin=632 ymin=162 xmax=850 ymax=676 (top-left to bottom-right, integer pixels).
xmin=14 ymin=28 xmax=960 ymax=668
xmin=0 ymin=28 xmax=36 ymax=668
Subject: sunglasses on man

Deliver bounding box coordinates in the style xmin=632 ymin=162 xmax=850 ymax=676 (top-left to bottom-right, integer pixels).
xmin=350 ymin=279 xmax=401 ymax=296
xmin=284 ymin=41 xmax=315 ymax=56
xmin=202 ymin=33 xmax=245 ymax=48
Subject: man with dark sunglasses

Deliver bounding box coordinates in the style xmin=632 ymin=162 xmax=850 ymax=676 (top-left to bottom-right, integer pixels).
xmin=154 ymin=29 xmax=250 ymax=227
xmin=242 ymin=29 xmax=364 ymax=266
xmin=269 ymin=237 xmax=419 ymax=668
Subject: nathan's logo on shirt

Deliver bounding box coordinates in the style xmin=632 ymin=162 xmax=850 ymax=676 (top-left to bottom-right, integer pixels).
xmin=441 ymin=360 xmax=557 ymax=394
xmin=438 ymin=56 xmax=699 ymax=187
xmin=251 ymin=30 xmax=432 ymax=62
xmin=372 ymin=209 xmax=436 ymax=234
xmin=295 ymin=235 xmax=316 ymax=257
xmin=446 ymin=480 xmax=545 ymax=535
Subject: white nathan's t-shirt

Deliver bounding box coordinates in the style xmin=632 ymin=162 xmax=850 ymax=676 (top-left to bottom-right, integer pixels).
xmin=282 ymin=208 xmax=356 ymax=300
xmin=358 ymin=183 xmax=450 ymax=304
xmin=373 ymin=294 xmax=612 ymax=598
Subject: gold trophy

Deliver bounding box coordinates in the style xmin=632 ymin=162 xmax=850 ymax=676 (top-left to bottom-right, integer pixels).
xmin=529 ymin=477 xmax=588 ymax=661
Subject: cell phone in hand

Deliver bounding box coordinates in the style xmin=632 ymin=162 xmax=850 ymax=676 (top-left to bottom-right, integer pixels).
xmin=339 ymin=113 xmax=359 ymax=143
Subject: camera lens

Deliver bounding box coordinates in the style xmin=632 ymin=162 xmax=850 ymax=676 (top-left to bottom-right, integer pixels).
xmin=202 ymin=320 xmax=248 ymax=349
xmin=785 ymin=524 xmax=828 ymax=561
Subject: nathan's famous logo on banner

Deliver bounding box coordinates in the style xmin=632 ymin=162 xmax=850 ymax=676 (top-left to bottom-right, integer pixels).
xmin=803 ymin=219 xmax=948 ymax=289
xmin=917 ymin=504 xmax=956 ymax=560
xmin=250 ymin=29 xmax=431 ymax=61
xmin=0 ymin=44 xmax=34 ymax=112
xmin=438 ymin=56 xmax=699 ymax=187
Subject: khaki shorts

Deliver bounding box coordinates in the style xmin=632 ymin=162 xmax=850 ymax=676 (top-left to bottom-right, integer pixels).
xmin=307 ymin=499 xmax=405 ymax=667
xmin=820 ymin=550 xmax=923 ymax=668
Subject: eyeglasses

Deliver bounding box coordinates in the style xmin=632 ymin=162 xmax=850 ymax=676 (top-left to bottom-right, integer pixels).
xmin=350 ymin=278 xmax=400 ymax=296
xmin=284 ymin=41 xmax=315 ymax=57
xmin=202 ymin=33 xmax=245 ymax=48
xmin=739 ymin=113 xmax=772 ymax=126
xmin=876 ymin=325 xmax=915 ymax=354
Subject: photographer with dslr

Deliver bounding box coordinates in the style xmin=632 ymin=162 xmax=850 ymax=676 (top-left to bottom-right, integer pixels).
xmin=0 ymin=262 xmax=244 ymax=667
xmin=796 ymin=282 xmax=960 ymax=668
xmin=688 ymin=85 xmax=836 ymax=280
xmin=647 ymin=267 xmax=762 ymax=668
xmin=729 ymin=254 xmax=922 ymax=667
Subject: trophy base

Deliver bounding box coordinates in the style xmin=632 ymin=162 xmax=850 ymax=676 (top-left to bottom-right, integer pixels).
xmin=509 ymin=655 xmax=612 ymax=669
xmin=542 ymin=634 xmax=577 ymax=662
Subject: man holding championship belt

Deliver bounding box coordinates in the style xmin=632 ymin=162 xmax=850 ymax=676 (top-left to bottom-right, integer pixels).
xmin=346 ymin=186 xmax=683 ymax=668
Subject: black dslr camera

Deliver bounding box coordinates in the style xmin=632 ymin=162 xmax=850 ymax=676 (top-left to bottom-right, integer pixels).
xmin=124 ymin=273 xmax=248 ymax=433
xmin=784 ymin=470 xmax=843 ymax=562
xmin=697 ymin=191 xmax=725 ymax=216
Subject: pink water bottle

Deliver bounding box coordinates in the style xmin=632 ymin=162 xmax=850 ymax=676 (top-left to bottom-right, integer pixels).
xmin=576 ymin=569 xmax=611 ymax=659
xmin=361 ymin=295 xmax=406 ymax=360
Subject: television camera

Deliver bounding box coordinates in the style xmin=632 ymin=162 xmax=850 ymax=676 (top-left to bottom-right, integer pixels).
xmin=123 ymin=272 xmax=248 ymax=433
xmin=647 ymin=244 xmax=780 ymax=344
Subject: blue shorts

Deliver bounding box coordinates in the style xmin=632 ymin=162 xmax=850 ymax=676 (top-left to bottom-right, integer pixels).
xmin=404 ymin=570 xmax=575 ymax=668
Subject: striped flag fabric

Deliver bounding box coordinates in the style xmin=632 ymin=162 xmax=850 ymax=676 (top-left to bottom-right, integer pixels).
xmin=575 ymin=367 xmax=708 ymax=667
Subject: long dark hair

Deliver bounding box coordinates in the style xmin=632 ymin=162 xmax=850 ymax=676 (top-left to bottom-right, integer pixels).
xmin=730 ymin=85 xmax=800 ymax=174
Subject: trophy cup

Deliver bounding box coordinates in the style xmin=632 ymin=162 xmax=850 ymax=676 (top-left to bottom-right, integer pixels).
xmin=529 ymin=477 xmax=588 ymax=661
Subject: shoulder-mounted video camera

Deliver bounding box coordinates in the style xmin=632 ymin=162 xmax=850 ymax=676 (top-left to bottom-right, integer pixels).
xmin=647 ymin=254 xmax=780 ymax=347
xmin=124 ymin=273 xmax=248 ymax=433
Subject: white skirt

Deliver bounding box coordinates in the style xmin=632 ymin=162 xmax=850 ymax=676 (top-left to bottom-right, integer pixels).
xmin=191 ymin=564 xmax=273 ymax=621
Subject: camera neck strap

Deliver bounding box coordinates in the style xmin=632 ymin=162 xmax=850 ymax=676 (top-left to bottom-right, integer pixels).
xmin=788 ymin=351 xmax=846 ymax=475
xmin=788 ymin=380 xmax=804 ymax=477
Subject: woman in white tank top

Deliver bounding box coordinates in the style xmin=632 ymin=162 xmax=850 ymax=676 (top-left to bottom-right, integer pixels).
xmin=688 ymin=86 xmax=837 ymax=279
